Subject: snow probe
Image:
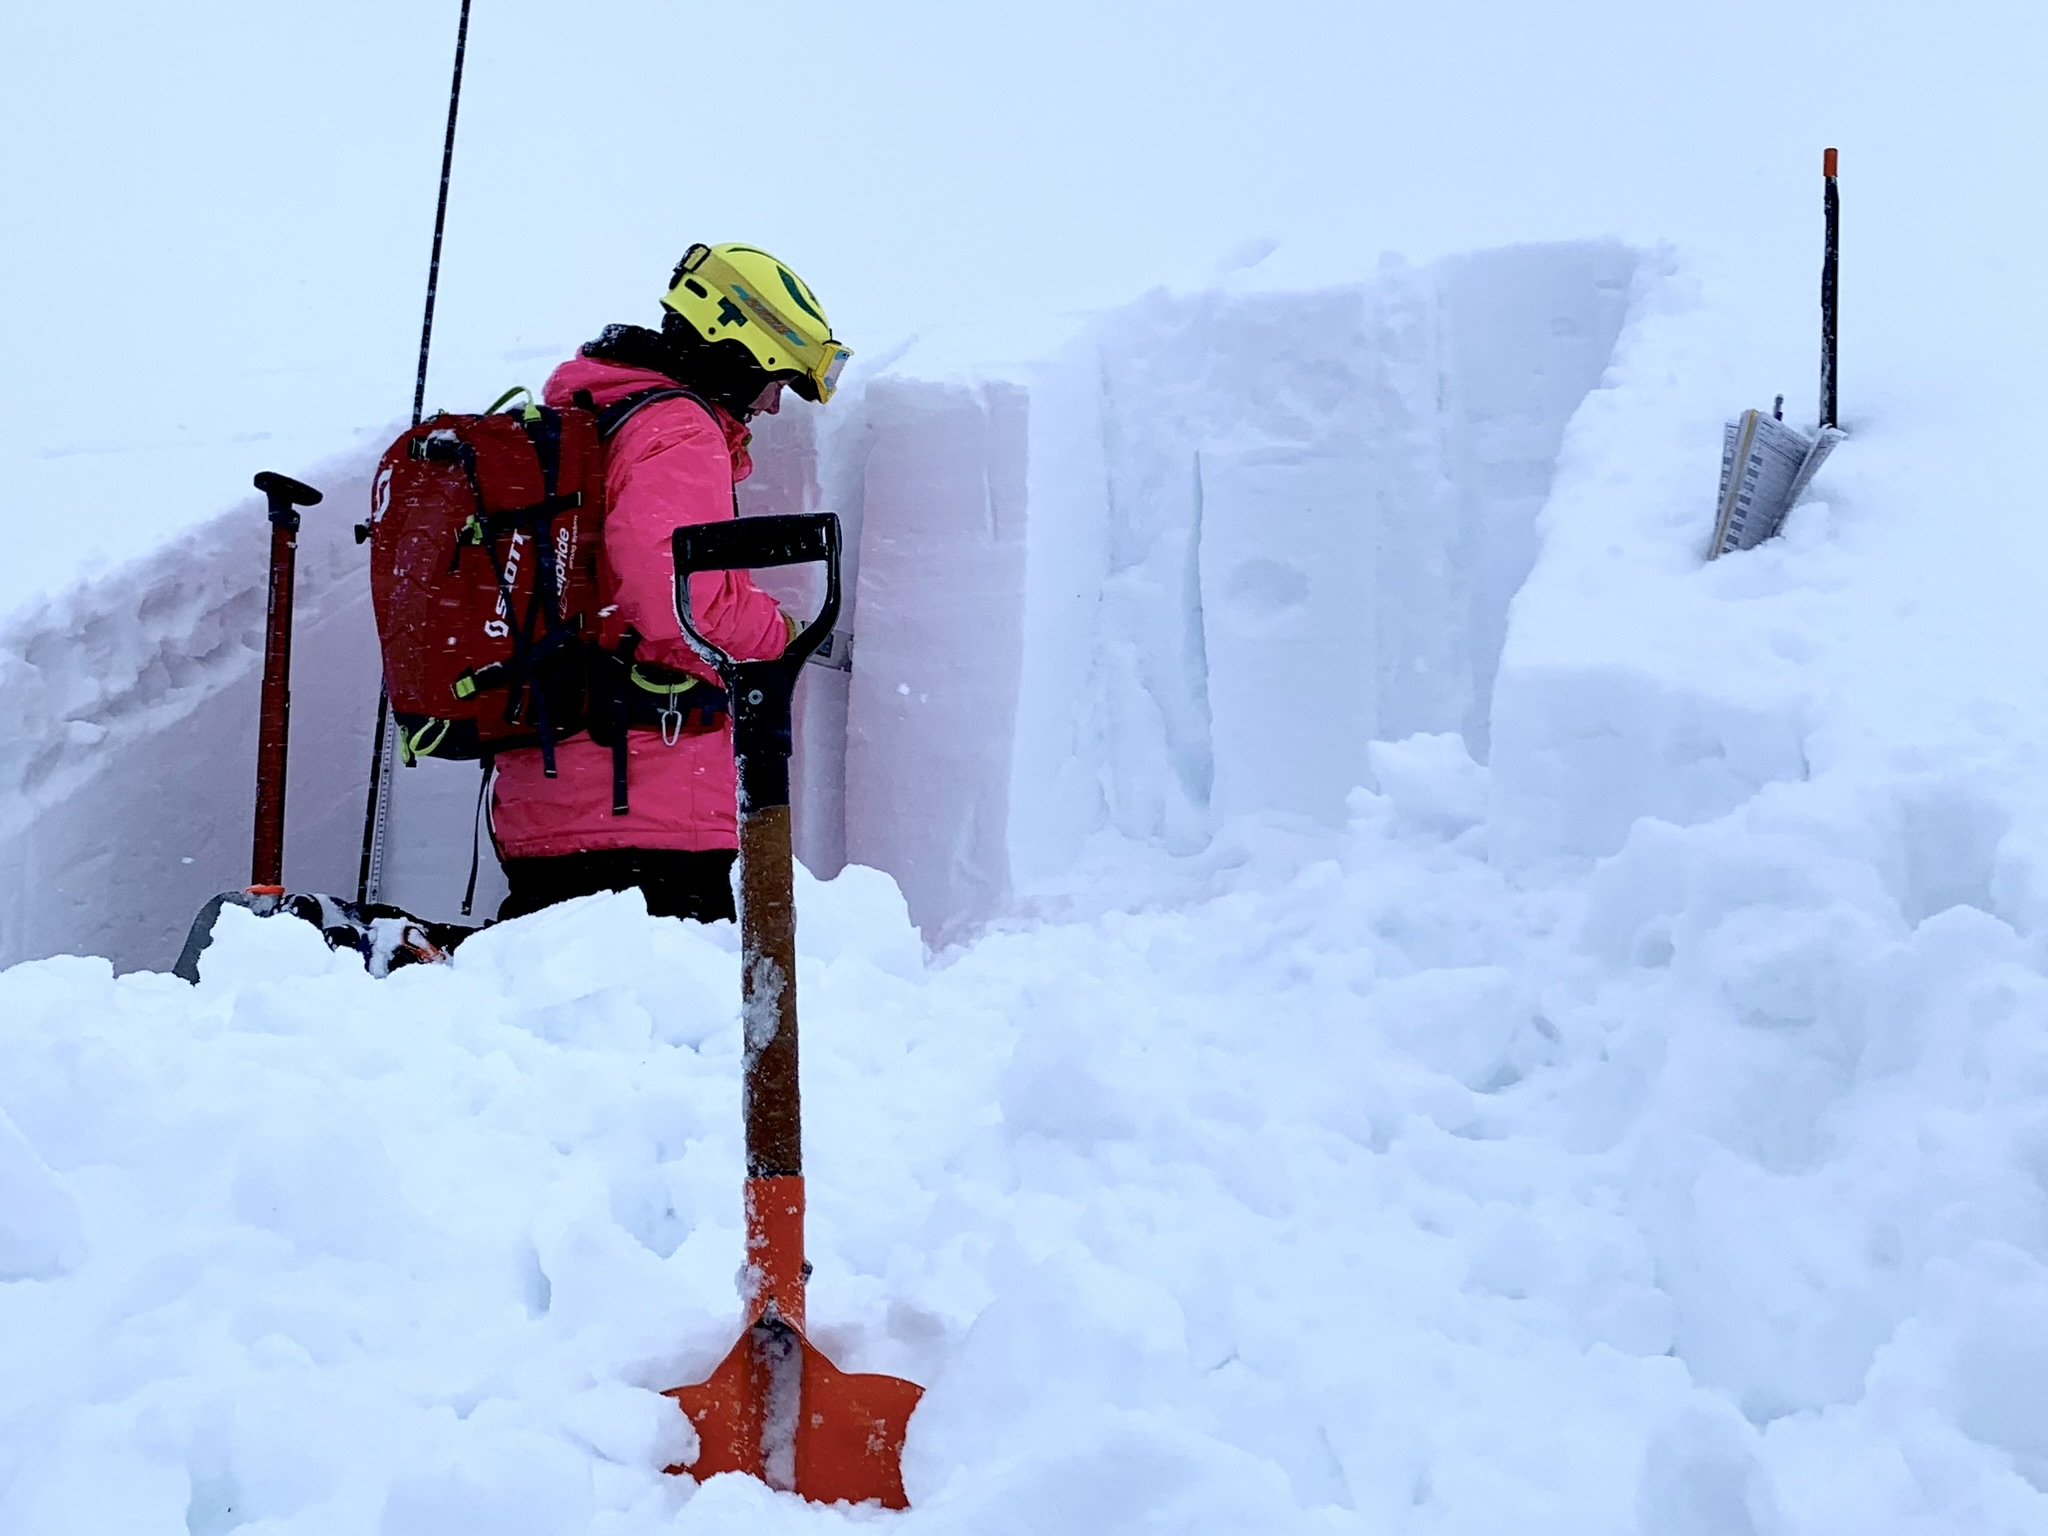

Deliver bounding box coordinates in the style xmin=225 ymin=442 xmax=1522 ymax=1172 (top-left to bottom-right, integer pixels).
xmin=174 ymin=469 xmax=327 ymax=982
xmin=664 ymin=512 xmax=923 ymax=1507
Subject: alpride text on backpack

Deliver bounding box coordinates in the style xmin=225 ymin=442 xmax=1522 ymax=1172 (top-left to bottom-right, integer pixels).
xmin=364 ymin=386 xmax=729 ymax=816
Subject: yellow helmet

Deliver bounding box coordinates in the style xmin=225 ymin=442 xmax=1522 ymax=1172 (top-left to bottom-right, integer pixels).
xmin=661 ymin=243 xmax=852 ymax=403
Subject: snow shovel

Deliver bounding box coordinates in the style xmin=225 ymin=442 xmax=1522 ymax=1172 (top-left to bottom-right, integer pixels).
xmin=172 ymin=471 xmax=323 ymax=979
xmin=175 ymin=473 xmax=457 ymax=981
xmin=665 ymin=512 xmax=923 ymax=1507
xmin=248 ymin=471 xmax=322 ymax=893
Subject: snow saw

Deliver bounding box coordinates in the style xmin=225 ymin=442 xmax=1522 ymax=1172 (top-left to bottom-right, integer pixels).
xmin=663 ymin=512 xmax=923 ymax=1507
xmin=174 ymin=472 xmax=462 ymax=982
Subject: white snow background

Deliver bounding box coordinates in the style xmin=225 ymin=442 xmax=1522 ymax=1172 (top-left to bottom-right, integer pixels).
xmin=7 ymin=0 xmax=2048 ymax=1531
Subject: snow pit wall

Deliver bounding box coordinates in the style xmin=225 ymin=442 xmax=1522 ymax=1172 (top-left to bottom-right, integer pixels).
xmin=0 ymin=239 xmax=1635 ymax=968
xmin=0 ymin=465 xmax=385 ymax=972
xmin=996 ymin=240 xmax=1638 ymax=898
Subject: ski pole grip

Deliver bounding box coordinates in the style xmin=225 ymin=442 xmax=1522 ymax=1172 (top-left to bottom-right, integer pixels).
xmin=671 ymin=513 xmax=843 ymax=675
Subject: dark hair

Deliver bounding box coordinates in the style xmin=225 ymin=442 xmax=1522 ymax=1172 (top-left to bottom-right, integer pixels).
xmin=657 ymin=311 xmax=786 ymax=416
xmin=579 ymin=315 xmax=782 ymax=418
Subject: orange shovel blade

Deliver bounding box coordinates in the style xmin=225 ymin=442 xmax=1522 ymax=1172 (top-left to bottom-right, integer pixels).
xmin=665 ymin=1320 xmax=923 ymax=1509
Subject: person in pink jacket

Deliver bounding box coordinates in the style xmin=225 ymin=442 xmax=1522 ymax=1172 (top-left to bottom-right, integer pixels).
xmin=491 ymin=244 xmax=851 ymax=924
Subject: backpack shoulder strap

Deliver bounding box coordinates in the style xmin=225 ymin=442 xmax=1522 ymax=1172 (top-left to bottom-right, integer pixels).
xmin=594 ymin=386 xmax=707 ymax=441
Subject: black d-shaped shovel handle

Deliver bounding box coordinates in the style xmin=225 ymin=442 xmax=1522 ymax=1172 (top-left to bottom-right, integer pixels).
xmin=671 ymin=513 xmax=842 ymax=814
xmin=672 ymin=513 xmax=842 ymax=676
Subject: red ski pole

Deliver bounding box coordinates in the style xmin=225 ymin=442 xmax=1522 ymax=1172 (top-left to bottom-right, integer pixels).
xmin=250 ymin=471 xmax=323 ymax=892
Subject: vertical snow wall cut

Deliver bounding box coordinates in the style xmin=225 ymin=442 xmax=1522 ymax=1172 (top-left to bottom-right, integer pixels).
xmin=0 ymin=240 xmax=1635 ymax=968
xmin=838 ymin=239 xmax=1637 ymax=935
xmin=0 ymin=471 xmax=383 ymax=971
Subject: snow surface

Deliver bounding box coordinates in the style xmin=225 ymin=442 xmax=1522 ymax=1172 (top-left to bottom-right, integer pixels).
xmin=8 ymin=793 xmax=2048 ymax=1532
xmin=10 ymin=0 xmax=2048 ymax=1529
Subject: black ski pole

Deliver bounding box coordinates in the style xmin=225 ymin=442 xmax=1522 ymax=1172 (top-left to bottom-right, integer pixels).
xmin=1820 ymin=146 xmax=1839 ymax=430
xmin=357 ymin=0 xmax=474 ymax=904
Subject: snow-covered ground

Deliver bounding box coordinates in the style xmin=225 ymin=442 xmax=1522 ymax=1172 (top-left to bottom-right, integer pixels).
xmin=9 ymin=779 xmax=2048 ymax=1532
xmin=10 ymin=0 xmax=2048 ymax=1530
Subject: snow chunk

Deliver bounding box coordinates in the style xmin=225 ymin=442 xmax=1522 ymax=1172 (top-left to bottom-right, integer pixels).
xmin=1367 ymin=732 xmax=1490 ymax=835
xmin=1635 ymin=1401 xmax=1785 ymax=1536
xmin=377 ymin=1433 xmax=591 ymax=1536
xmin=0 ymin=1107 xmax=82 ymax=1279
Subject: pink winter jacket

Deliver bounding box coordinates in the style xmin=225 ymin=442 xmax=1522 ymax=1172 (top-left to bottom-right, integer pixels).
xmin=489 ymin=356 xmax=788 ymax=858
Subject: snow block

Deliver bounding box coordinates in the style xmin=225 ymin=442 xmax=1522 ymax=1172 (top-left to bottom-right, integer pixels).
xmin=843 ymin=378 xmax=1028 ymax=942
xmin=1198 ymin=445 xmax=1376 ymax=826
xmin=985 ymin=241 xmax=1635 ymax=915
xmin=1634 ymin=1401 xmax=1785 ymax=1536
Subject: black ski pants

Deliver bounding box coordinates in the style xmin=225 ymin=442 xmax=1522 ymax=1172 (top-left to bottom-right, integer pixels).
xmin=499 ymin=848 xmax=738 ymax=925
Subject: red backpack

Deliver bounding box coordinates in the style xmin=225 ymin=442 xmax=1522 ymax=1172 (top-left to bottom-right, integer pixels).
xmin=365 ymin=386 xmax=726 ymax=786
